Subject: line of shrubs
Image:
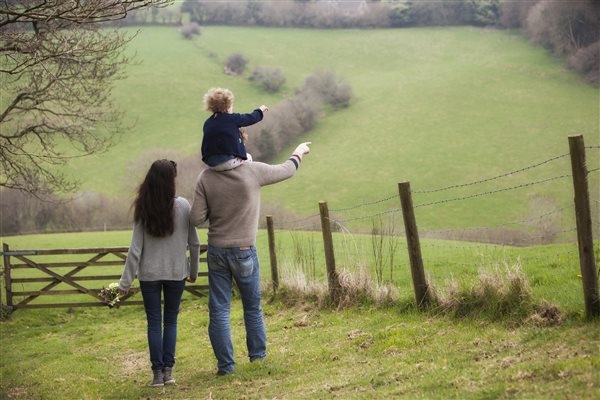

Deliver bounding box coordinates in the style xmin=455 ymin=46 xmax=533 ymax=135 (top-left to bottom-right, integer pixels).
xmin=245 ymin=70 xmax=352 ymax=161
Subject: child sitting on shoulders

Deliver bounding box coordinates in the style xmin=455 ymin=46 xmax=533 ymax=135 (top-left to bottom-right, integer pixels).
xmin=201 ymin=87 xmax=267 ymax=171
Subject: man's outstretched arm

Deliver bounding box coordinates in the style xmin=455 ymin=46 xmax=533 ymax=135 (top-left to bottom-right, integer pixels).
xmin=254 ymin=142 xmax=312 ymax=187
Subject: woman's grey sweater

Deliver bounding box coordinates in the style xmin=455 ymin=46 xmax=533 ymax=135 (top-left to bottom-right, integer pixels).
xmin=119 ymin=197 xmax=200 ymax=291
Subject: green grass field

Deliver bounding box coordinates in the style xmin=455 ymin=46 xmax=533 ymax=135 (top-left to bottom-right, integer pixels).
xmin=61 ymin=26 xmax=599 ymax=231
xmin=0 ymin=230 xmax=593 ymax=315
xmin=1 ymin=300 xmax=598 ymax=399
xmin=1 ymin=231 xmax=599 ymax=399
xmin=2 ymin=25 xmax=599 ymax=398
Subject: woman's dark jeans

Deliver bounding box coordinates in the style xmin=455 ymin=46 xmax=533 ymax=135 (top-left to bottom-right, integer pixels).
xmin=140 ymin=279 xmax=186 ymax=371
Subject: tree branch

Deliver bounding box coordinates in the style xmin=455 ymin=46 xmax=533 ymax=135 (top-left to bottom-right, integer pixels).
xmin=1 ymin=0 xmax=152 ymax=194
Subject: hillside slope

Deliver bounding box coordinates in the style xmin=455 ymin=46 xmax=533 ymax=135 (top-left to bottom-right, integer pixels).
xmin=66 ymin=26 xmax=599 ymax=230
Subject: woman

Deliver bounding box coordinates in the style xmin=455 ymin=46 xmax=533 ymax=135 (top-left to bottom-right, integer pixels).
xmin=119 ymin=159 xmax=200 ymax=387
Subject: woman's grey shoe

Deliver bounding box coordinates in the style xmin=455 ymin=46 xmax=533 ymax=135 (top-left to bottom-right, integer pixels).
xmin=163 ymin=367 xmax=176 ymax=385
xmin=150 ymin=369 xmax=164 ymax=387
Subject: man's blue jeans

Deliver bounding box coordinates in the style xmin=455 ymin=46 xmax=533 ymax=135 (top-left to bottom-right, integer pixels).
xmin=207 ymin=245 xmax=267 ymax=373
xmin=139 ymin=279 xmax=186 ymax=371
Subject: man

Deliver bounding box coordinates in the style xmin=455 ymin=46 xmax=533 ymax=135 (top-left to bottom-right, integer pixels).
xmin=190 ymin=142 xmax=311 ymax=375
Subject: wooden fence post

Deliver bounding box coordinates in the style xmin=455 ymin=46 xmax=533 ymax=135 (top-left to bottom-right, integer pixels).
xmin=568 ymin=134 xmax=599 ymax=318
xmin=398 ymin=182 xmax=430 ymax=309
xmin=266 ymin=215 xmax=279 ymax=292
xmin=3 ymin=243 xmax=13 ymax=307
xmin=319 ymin=201 xmax=340 ymax=302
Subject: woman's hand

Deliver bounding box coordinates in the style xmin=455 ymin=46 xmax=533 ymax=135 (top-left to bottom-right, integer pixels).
xmin=186 ymin=276 xmax=196 ymax=283
xmin=118 ymin=288 xmax=128 ymax=296
xmin=259 ymin=105 xmax=269 ymax=113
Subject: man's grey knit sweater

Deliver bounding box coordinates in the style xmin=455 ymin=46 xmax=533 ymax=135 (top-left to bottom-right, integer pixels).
xmin=119 ymin=197 xmax=200 ymax=291
xmin=190 ymin=158 xmax=300 ymax=247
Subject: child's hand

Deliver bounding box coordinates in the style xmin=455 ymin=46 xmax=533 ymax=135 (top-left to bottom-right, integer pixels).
xmin=259 ymin=105 xmax=269 ymax=113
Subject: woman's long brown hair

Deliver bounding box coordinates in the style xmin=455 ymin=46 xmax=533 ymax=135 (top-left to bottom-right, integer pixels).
xmin=133 ymin=159 xmax=177 ymax=237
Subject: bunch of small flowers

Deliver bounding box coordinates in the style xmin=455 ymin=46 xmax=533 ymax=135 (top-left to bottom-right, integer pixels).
xmin=99 ymin=282 xmax=121 ymax=308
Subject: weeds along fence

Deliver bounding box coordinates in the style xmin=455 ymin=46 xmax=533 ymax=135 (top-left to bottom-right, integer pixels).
xmin=1 ymin=245 xmax=209 ymax=309
xmin=265 ymin=135 xmax=599 ymax=318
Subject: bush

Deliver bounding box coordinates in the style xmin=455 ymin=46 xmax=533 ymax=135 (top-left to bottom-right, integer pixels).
xmin=245 ymin=88 xmax=323 ymax=161
xmin=180 ymin=22 xmax=201 ymax=39
xmin=252 ymin=129 xmax=276 ymax=163
xmin=523 ymin=1 xmax=599 ymax=55
xmin=568 ymin=41 xmax=600 ymax=85
xmin=405 ymin=0 xmax=468 ymax=26
xmin=469 ymin=0 xmax=502 ymax=26
xmin=245 ymin=70 xmax=351 ymax=160
xmin=224 ymin=53 xmax=248 ymax=75
xmin=499 ymin=0 xmax=599 ymax=85
xmin=389 ymin=2 xmax=412 ymax=26
xmin=499 ymin=0 xmax=537 ymax=28
xmin=0 ymin=189 xmax=130 ymax=235
xmin=302 ymin=71 xmax=353 ymax=108
xmin=126 ymin=149 xmax=206 ymax=203
xmin=249 ymin=66 xmax=286 ymax=92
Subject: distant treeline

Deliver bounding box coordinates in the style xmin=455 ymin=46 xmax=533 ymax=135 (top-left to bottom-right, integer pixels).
xmin=180 ymin=0 xmax=502 ymax=28
xmin=500 ymin=1 xmax=599 ymax=85
xmin=0 ymin=190 xmax=130 ymax=236
xmin=177 ymin=0 xmax=599 ymax=85
xmin=0 ymin=153 xmax=206 ymax=236
xmin=119 ymin=6 xmax=182 ymax=26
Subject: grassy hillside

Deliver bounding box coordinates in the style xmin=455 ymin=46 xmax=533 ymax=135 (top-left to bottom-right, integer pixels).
xmin=2 ymin=300 xmax=599 ymax=399
xmin=1 ymin=230 xmax=599 ymax=399
xmin=65 ymin=26 xmax=599 ymax=231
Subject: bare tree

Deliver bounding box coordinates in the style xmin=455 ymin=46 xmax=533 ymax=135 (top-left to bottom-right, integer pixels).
xmin=0 ymin=0 xmax=170 ymax=196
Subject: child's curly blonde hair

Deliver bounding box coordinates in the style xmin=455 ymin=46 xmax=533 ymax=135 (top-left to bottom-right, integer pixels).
xmin=203 ymin=87 xmax=234 ymax=113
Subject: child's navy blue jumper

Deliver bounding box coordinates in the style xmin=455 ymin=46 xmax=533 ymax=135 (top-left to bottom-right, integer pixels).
xmin=201 ymin=109 xmax=263 ymax=166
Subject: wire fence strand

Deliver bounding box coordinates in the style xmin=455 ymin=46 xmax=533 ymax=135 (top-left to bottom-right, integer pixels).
xmin=412 ymin=152 xmax=570 ymax=194
xmin=330 ymin=193 xmax=397 ymax=213
xmin=414 ymin=173 xmax=572 ymax=209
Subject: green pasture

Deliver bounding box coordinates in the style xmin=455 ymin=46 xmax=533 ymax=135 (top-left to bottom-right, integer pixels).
xmin=0 ymin=300 xmax=598 ymax=399
xmin=1 ymin=230 xmax=599 ymax=399
xmin=1 ymin=229 xmax=593 ymax=315
xmin=59 ymin=26 xmax=598 ymax=231
xmin=3 ymin=23 xmax=600 ymax=400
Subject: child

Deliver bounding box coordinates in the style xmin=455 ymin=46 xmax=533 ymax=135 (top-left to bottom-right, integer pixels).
xmin=201 ymin=87 xmax=267 ymax=171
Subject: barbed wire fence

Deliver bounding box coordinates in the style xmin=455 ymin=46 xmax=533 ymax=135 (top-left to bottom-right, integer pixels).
xmin=264 ymin=135 xmax=599 ymax=317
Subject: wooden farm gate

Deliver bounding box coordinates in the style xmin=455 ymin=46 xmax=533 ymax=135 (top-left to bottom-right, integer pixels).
xmin=1 ymin=244 xmax=208 ymax=309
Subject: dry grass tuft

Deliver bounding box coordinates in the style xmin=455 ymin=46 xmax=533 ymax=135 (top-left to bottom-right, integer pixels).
xmin=527 ymin=301 xmax=563 ymax=327
xmin=276 ymin=264 xmax=399 ymax=309
xmin=336 ymin=267 xmax=399 ymax=308
xmin=275 ymin=260 xmax=561 ymax=324
xmin=430 ymin=261 xmax=560 ymax=323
